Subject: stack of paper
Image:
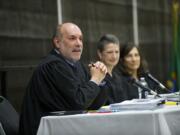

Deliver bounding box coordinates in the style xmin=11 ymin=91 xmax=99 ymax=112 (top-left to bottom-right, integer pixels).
xmin=160 ymin=92 xmax=179 ymax=102
xmin=148 ymin=92 xmax=180 ymax=102
xmin=110 ymin=98 xmax=165 ymax=111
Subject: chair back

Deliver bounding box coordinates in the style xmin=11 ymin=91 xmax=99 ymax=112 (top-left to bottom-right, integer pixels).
xmin=0 ymin=96 xmax=19 ymax=135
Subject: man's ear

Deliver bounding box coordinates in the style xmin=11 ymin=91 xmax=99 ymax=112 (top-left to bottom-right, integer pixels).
xmin=53 ymin=37 xmax=60 ymax=48
xmin=97 ymin=50 xmax=102 ymax=60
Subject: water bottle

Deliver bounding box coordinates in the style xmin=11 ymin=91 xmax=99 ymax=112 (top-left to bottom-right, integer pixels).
xmin=138 ymin=87 xmax=142 ymax=99
xmin=139 ymin=77 xmax=149 ymax=99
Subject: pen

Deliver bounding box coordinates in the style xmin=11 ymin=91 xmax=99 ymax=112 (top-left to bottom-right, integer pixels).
xmin=90 ymin=62 xmax=96 ymax=67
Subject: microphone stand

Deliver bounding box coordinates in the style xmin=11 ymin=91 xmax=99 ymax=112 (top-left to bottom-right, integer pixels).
xmin=131 ymin=79 xmax=161 ymax=98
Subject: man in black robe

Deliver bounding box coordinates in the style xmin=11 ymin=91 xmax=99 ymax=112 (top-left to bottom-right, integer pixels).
xmin=19 ymin=22 xmax=108 ymax=135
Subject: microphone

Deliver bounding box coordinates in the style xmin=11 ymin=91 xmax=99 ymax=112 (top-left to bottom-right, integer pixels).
xmin=129 ymin=78 xmax=161 ymax=98
xmin=145 ymin=72 xmax=170 ymax=92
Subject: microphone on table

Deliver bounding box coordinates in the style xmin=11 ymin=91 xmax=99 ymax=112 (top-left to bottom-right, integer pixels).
xmin=145 ymin=72 xmax=170 ymax=92
xmin=129 ymin=78 xmax=161 ymax=98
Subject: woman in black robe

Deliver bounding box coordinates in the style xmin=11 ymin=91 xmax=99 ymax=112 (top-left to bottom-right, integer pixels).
xmin=97 ymin=34 xmax=129 ymax=104
xmin=115 ymin=42 xmax=162 ymax=100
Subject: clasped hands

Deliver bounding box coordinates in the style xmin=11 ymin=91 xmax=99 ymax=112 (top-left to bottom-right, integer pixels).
xmin=89 ymin=61 xmax=107 ymax=85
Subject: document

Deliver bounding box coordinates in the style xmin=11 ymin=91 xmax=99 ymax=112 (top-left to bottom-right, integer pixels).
xmin=109 ymin=98 xmax=165 ymax=111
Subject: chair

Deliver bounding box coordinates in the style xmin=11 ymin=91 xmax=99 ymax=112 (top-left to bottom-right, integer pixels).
xmin=0 ymin=122 xmax=6 ymax=135
xmin=0 ymin=96 xmax=19 ymax=135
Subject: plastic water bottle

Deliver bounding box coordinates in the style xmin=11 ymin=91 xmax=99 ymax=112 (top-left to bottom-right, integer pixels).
xmin=139 ymin=77 xmax=149 ymax=99
xmin=138 ymin=85 xmax=142 ymax=99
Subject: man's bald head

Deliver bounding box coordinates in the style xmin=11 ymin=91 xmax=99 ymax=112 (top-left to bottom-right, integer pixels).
xmin=53 ymin=22 xmax=83 ymax=62
xmin=55 ymin=22 xmax=82 ymax=39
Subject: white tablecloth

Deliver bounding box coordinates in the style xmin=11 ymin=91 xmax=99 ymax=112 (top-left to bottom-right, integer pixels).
xmin=37 ymin=105 xmax=180 ymax=135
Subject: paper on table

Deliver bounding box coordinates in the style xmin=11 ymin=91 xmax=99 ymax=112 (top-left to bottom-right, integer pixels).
xmin=109 ymin=98 xmax=165 ymax=111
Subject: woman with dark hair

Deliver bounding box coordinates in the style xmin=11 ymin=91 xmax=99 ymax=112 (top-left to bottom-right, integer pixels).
xmin=97 ymin=34 xmax=128 ymax=104
xmin=116 ymin=42 xmax=159 ymax=99
xmin=118 ymin=42 xmax=148 ymax=79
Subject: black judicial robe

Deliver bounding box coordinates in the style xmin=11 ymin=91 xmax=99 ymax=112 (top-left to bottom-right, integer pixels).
xmin=105 ymin=73 xmax=129 ymax=104
xmin=19 ymin=50 xmax=108 ymax=135
xmin=121 ymin=74 xmax=139 ymax=99
xmin=118 ymin=73 xmax=162 ymax=100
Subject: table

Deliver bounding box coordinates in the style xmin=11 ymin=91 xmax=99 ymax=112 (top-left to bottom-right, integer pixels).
xmin=37 ymin=105 xmax=180 ymax=135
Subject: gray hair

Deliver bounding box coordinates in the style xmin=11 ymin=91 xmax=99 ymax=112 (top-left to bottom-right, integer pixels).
xmin=97 ymin=34 xmax=120 ymax=52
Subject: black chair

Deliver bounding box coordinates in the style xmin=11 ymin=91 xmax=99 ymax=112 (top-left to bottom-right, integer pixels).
xmin=0 ymin=122 xmax=6 ymax=135
xmin=0 ymin=96 xmax=19 ymax=135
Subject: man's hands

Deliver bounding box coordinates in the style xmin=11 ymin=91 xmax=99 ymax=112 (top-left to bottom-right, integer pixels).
xmin=89 ymin=61 xmax=107 ymax=85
